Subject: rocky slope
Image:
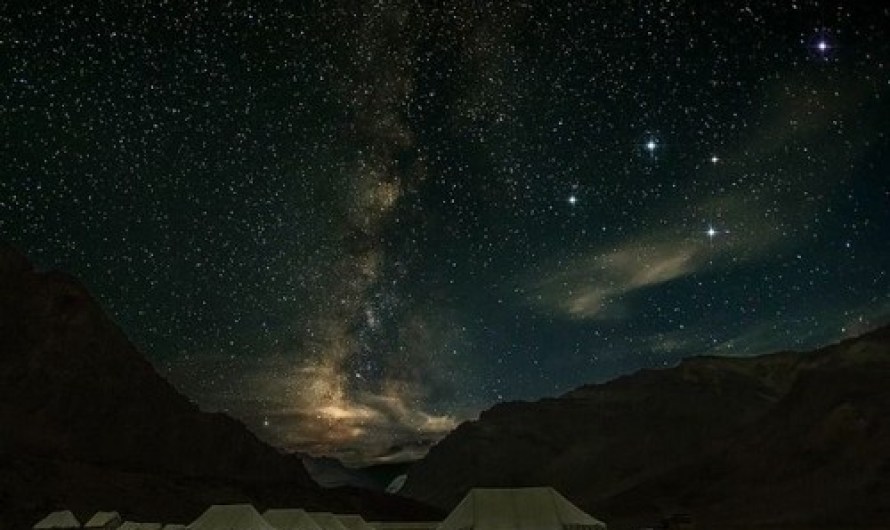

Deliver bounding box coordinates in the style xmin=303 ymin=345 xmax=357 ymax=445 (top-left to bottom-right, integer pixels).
xmin=400 ymin=324 xmax=890 ymax=529
xmin=0 ymin=244 xmax=441 ymax=528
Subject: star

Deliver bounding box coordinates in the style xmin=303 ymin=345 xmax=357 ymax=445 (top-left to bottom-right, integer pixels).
xmin=4 ymin=0 xmax=886 ymax=469
xmin=809 ymin=32 xmax=836 ymax=60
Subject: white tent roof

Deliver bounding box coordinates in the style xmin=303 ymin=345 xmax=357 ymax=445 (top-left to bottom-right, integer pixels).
xmin=307 ymin=513 xmax=349 ymax=530
xmin=85 ymin=513 xmax=122 ymax=529
xmin=263 ymin=509 xmax=323 ymax=530
xmin=335 ymin=516 xmax=373 ymax=530
xmin=437 ymin=488 xmax=607 ymax=530
xmin=34 ymin=511 xmax=81 ymax=529
xmin=188 ymin=505 xmax=277 ymax=530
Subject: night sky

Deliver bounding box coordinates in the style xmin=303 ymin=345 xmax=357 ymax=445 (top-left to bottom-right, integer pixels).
xmin=2 ymin=1 xmax=889 ymax=465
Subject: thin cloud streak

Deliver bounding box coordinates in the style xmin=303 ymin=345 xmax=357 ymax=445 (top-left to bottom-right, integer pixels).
xmin=532 ymin=241 xmax=704 ymax=319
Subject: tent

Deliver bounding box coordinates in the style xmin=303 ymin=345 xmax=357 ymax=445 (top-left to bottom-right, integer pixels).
xmin=85 ymin=513 xmax=122 ymax=530
xmin=34 ymin=511 xmax=81 ymax=529
xmin=437 ymin=488 xmax=607 ymax=530
xmin=335 ymin=516 xmax=373 ymax=530
xmin=263 ymin=509 xmax=323 ymax=530
xmin=188 ymin=505 xmax=277 ymax=530
xmin=307 ymin=513 xmax=349 ymax=530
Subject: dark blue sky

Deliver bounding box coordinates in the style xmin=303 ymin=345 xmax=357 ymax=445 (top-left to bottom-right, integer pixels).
xmin=2 ymin=1 xmax=889 ymax=465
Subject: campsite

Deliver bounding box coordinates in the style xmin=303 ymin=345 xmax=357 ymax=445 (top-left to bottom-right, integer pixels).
xmin=29 ymin=489 xmax=611 ymax=530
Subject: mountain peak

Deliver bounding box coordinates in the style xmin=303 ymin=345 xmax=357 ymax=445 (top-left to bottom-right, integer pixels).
xmin=0 ymin=245 xmax=441 ymax=527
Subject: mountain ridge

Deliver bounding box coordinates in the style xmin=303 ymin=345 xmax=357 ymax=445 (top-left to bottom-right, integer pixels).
xmin=0 ymin=243 xmax=442 ymax=528
xmin=399 ymin=322 xmax=890 ymax=529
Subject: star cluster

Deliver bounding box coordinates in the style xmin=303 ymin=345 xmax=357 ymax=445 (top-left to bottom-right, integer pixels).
xmin=2 ymin=1 xmax=889 ymax=465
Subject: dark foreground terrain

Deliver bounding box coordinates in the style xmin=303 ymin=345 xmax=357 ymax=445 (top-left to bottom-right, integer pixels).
xmin=401 ymin=322 xmax=890 ymax=529
xmin=0 ymin=243 xmax=441 ymax=529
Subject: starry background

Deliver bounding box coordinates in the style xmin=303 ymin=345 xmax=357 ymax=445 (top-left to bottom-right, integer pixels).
xmin=2 ymin=1 xmax=889 ymax=465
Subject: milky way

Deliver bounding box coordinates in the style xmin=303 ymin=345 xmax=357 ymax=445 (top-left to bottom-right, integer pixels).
xmin=2 ymin=1 xmax=889 ymax=465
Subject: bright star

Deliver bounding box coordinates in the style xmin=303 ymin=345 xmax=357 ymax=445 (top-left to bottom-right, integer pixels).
xmin=645 ymin=139 xmax=657 ymax=152
xmin=710 ymin=155 xmax=720 ymax=164
xmin=707 ymin=226 xmax=718 ymax=238
xmin=568 ymin=195 xmax=578 ymax=205
xmin=809 ymin=33 xmax=836 ymax=60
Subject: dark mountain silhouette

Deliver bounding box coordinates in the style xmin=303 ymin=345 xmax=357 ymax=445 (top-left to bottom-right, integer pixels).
xmin=400 ymin=324 xmax=890 ymax=529
xmin=0 ymin=243 xmax=441 ymax=529
xmin=298 ymin=454 xmax=384 ymax=491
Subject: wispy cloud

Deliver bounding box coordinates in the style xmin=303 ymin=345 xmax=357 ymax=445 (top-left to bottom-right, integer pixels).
xmin=531 ymin=239 xmax=704 ymax=319
xmin=526 ymin=195 xmax=792 ymax=321
xmin=222 ymin=304 xmax=474 ymax=466
xmin=260 ymin=372 xmax=458 ymax=465
xmin=161 ymin=300 xmax=474 ymax=466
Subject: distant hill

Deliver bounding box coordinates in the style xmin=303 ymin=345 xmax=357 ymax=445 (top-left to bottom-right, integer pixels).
xmin=400 ymin=322 xmax=890 ymax=529
xmin=298 ymin=454 xmax=411 ymax=492
xmin=0 ymin=243 xmax=441 ymax=529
